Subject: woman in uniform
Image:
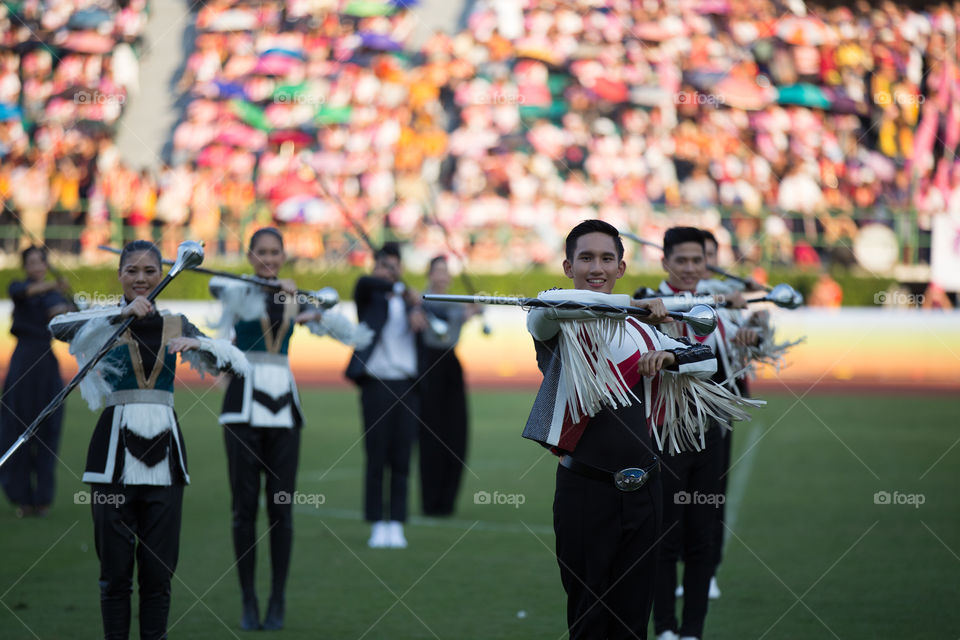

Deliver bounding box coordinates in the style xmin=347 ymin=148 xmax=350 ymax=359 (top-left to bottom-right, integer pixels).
xmin=50 ymin=240 xmax=248 ymax=640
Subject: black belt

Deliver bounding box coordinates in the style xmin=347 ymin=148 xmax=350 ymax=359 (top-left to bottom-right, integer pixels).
xmin=559 ymin=455 xmax=659 ymax=492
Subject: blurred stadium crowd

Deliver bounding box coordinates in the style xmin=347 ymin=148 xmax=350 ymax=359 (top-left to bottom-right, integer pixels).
xmin=0 ymin=0 xmax=958 ymax=272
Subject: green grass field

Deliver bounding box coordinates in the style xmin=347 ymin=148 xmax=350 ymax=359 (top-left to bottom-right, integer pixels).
xmin=0 ymin=388 xmax=958 ymax=639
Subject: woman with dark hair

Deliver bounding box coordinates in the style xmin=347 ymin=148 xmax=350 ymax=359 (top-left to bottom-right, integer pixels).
xmin=49 ymin=240 xmax=249 ymax=640
xmin=211 ymin=227 xmax=370 ymax=631
xmin=418 ymin=255 xmax=479 ymax=516
xmin=0 ymin=246 xmax=72 ymax=517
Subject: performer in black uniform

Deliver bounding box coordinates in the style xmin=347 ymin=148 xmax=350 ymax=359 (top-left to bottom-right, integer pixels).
xmin=652 ymin=227 xmax=761 ymax=640
xmin=212 ymin=227 xmax=370 ymax=630
xmin=50 ymin=240 xmax=248 ymax=640
xmin=524 ymin=220 xmax=719 ymax=640
xmin=345 ymin=242 xmax=427 ymax=549
xmin=418 ymin=256 xmax=479 ymax=516
xmin=0 ymin=246 xmax=72 ymax=517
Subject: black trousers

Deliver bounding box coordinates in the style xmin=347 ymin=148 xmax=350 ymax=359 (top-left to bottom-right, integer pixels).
xmin=713 ymin=429 xmax=733 ymax=571
xmin=0 ymin=420 xmax=62 ymax=507
xmin=223 ymin=424 xmax=300 ymax=602
xmin=654 ymin=426 xmax=723 ymax=638
xmin=359 ymin=378 xmax=419 ymax=522
xmin=554 ymin=464 xmax=663 ymax=640
xmin=91 ymin=483 xmax=184 ymax=640
xmin=419 ymin=350 xmax=468 ymax=516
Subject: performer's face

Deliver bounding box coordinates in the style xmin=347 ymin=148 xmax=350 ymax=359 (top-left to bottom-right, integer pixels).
xmin=662 ymin=242 xmax=705 ymax=291
xmin=563 ymin=232 xmax=625 ymax=294
xmin=23 ymin=250 xmax=47 ymax=283
xmin=374 ymin=255 xmax=402 ymax=283
xmin=428 ymin=260 xmax=451 ymax=293
xmin=248 ymin=234 xmax=286 ymax=279
xmin=119 ymin=251 xmax=162 ymax=301
xmin=703 ymin=239 xmax=718 ymax=276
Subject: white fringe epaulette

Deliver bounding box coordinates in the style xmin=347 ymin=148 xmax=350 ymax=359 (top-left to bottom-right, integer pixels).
xmin=181 ymin=336 xmax=251 ymax=379
xmin=304 ymin=311 xmax=374 ymax=349
xmin=654 ymin=374 xmax=766 ymax=454
xmin=209 ymin=276 xmax=264 ymax=337
xmin=66 ymin=313 xmax=125 ymax=411
xmin=538 ymin=289 xmax=638 ymax=423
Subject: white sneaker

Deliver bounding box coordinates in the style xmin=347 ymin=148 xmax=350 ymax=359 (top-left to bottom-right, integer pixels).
xmin=656 ymin=632 xmax=679 ymax=640
xmin=708 ymin=576 xmax=721 ymax=599
xmin=367 ymin=521 xmax=389 ymax=548
xmin=387 ymin=521 xmax=407 ymax=548
xmin=675 ymin=584 xmax=684 ymax=597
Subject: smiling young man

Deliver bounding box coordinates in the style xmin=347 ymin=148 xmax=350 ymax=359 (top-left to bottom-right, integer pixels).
xmin=653 ymin=226 xmax=762 ymax=640
xmin=524 ymin=220 xmax=717 ymax=640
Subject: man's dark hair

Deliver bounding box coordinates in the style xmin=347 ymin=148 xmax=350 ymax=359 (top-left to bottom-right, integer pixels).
xmin=565 ymin=219 xmax=624 ymax=261
xmin=375 ymin=242 xmax=401 ymax=263
xmin=700 ymin=229 xmax=717 ymax=248
xmin=663 ymin=227 xmax=705 ymax=257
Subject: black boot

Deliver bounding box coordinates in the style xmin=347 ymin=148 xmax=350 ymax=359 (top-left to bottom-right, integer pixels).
xmin=241 ymin=596 xmax=261 ymax=631
xmin=262 ymin=595 xmax=284 ymax=630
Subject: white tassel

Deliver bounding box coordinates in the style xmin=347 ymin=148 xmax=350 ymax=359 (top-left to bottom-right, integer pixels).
xmin=209 ymin=277 xmax=264 ymax=338
xmin=182 ymin=337 xmax=251 ymax=378
xmin=117 ymin=404 xmax=176 ymax=486
xmin=555 ymin=317 xmax=639 ymax=423
xmin=121 ymin=450 xmax=172 ymax=485
xmin=304 ymin=312 xmax=374 ymax=349
xmin=119 ymin=404 xmax=176 ymax=438
xmin=69 ymin=315 xmax=125 ymax=411
xmin=654 ymin=374 xmax=766 ymax=455
xmin=731 ymin=317 xmax=806 ymax=374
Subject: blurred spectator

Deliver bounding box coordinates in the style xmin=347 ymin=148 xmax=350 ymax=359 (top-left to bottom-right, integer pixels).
xmin=809 ymin=271 xmax=844 ymax=307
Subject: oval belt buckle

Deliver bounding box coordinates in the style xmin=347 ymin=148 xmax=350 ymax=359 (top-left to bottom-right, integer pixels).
xmin=614 ymin=467 xmax=648 ymax=492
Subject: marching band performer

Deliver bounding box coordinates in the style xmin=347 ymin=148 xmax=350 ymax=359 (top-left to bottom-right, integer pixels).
xmin=524 ymin=220 xmax=758 ymax=640
xmin=418 ymin=255 xmax=480 ymax=516
xmin=49 ymin=240 xmax=248 ymax=640
xmin=651 ymin=227 xmax=762 ymax=640
xmin=0 ymin=246 xmax=72 ymax=517
xmin=210 ymin=227 xmax=371 ymax=630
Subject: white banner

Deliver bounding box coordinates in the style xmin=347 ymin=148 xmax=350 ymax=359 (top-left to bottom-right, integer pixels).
xmin=931 ymin=214 xmax=960 ymax=291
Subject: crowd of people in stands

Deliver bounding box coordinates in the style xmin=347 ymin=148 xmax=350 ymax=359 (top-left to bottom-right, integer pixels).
xmin=0 ymin=0 xmax=958 ymax=271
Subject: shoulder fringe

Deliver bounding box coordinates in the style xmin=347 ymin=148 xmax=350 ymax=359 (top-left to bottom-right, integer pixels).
xmin=70 ymin=315 xmax=124 ymax=411
xmin=556 ymin=317 xmax=639 ymax=423
xmin=305 ymin=311 xmax=374 ymax=349
xmin=731 ymin=316 xmax=806 ymax=374
xmin=182 ymin=336 xmax=251 ymax=379
xmin=654 ymin=373 xmax=766 ymax=454
xmin=209 ymin=276 xmax=264 ymax=337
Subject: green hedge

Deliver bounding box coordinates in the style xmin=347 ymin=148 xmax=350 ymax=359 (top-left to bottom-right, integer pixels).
xmin=0 ymin=264 xmax=895 ymax=307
